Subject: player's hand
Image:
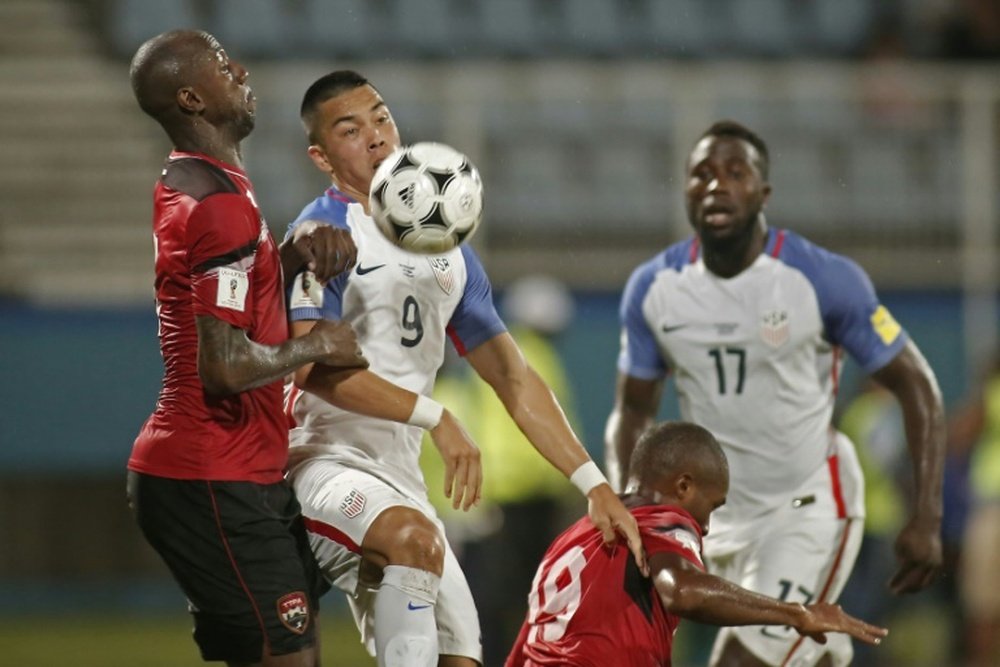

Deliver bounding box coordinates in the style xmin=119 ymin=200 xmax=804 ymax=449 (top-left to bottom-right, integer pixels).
xmin=290 ymin=220 xmax=357 ymax=283
xmin=888 ymin=514 xmax=943 ymax=594
xmin=796 ymin=602 xmax=888 ymax=647
xmin=308 ymin=319 xmax=368 ymax=369
xmin=587 ymin=483 xmax=649 ymax=576
xmin=430 ymin=410 xmax=482 ymax=511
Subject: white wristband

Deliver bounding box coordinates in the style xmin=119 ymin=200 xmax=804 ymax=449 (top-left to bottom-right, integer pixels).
xmin=408 ymin=394 xmax=444 ymax=430
xmin=570 ymin=461 xmax=608 ymax=496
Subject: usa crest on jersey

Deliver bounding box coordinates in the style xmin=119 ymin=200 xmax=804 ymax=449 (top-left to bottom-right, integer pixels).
xmin=760 ymin=309 xmax=790 ymax=348
xmin=428 ymin=257 xmax=454 ymax=294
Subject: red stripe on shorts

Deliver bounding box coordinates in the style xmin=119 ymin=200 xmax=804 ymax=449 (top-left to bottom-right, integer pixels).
xmin=827 ymin=454 xmax=848 ymax=519
xmin=302 ymin=516 xmax=362 ymax=554
xmin=780 ymin=517 xmax=856 ymax=667
xmin=206 ymin=481 xmax=270 ymax=652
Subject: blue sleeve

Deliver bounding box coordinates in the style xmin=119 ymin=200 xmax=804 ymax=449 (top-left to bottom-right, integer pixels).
xmin=285 ymin=194 xmax=351 ymax=323
xmin=783 ymin=234 xmax=908 ymax=373
xmin=447 ymin=245 xmax=507 ymax=355
xmin=616 ymin=259 xmax=668 ymax=380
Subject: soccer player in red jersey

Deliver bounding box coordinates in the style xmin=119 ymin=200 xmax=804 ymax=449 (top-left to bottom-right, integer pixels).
xmin=506 ymin=422 xmax=888 ymax=667
xmin=125 ymin=30 xmax=366 ymax=667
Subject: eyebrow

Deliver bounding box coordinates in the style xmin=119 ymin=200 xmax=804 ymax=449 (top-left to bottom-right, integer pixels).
xmin=332 ymin=100 xmax=387 ymax=128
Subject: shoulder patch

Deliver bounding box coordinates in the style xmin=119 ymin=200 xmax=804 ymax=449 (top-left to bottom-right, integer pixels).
xmin=161 ymin=157 xmax=239 ymax=201
xmin=215 ymin=267 xmax=249 ymax=311
xmin=870 ymin=305 xmax=902 ymax=345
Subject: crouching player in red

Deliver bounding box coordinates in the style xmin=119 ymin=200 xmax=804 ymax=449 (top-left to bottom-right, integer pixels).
xmin=506 ymin=421 xmax=888 ymax=667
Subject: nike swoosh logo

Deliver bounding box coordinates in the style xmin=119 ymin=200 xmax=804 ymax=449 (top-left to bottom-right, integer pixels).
xmin=661 ymin=324 xmax=688 ymax=333
xmin=356 ymin=263 xmax=386 ymax=275
xmin=407 ymin=602 xmax=431 ymax=611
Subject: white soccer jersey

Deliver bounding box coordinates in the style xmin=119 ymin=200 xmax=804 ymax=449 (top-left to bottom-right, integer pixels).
xmin=283 ymin=186 xmax=506 ymax=500
xmin=618 ymin=228 xmax=906 ymax=547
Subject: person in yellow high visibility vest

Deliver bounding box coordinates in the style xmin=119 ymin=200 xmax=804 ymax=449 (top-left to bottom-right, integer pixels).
xmin=951 ymin=358 xmax=1000 ymax=667
xmin=836 ymin=380 xmax=907 ymax=667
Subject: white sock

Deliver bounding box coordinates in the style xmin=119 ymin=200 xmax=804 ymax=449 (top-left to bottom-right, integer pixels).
xmin=374 ymin=565 xmax=441 ymax=667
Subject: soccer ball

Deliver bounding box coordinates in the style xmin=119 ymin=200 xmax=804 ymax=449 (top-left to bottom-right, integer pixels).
xmin=369 ymin=142 xmax=484 ymax=254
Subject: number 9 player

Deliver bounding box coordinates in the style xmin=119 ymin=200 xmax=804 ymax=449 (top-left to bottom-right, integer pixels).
xmin=280 ymin=70 xmax=647 ymax=667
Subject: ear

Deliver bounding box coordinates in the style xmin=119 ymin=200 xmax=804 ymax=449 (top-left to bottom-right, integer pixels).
xmin=760 ymin=182 xmax=772 ymax=209
xmin=176 ymin=87 xmax=205 ymax=114
xmin=307 ymin=144 xmax=333 ymax=175
xmin=675 ymin=472 xmax=694 ymax=500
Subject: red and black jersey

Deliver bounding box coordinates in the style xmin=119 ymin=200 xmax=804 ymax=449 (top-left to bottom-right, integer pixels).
xmin=129 ymin=151 xmax=289 ymax=483
xmin=506 ymin=504 xmax=705 ymax=667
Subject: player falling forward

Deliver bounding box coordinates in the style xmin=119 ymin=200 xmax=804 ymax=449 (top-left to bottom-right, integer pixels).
xmin=507 ymin=421 xmax=888 ymax=667
xmin=606 ymin=121 xmax=945 ymax=666
xmin=281 ymin=70 xmax=646 ymax=667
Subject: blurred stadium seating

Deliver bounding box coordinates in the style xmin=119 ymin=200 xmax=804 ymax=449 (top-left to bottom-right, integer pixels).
xmin=1 ymin=0 xmax=996 ymax=305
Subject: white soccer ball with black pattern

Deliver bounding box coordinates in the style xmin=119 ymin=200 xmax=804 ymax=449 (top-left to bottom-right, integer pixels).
xmin=369 ymin=142 xmax=484 ymax=254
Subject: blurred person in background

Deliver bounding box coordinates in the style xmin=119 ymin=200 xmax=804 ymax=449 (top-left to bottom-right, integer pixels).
xmin=125 ymin=29 xmax=366 ymax=667
xmin=936 ymin=0 xmax=1000 ymax=59
xmin=508 ymin=421 xmax=888 ymax=667
xmin=281 ymin=70 xmax=645 ymax=667
xmin=948 ymin=354 xmax=1000 ymax=667
xmin=606 ymin=120 xmax=946 ymax=667
xmin=836 ymin=380 xmax=907 ymax=667
xmin=423 ymin=274 xmax=582 ymax=666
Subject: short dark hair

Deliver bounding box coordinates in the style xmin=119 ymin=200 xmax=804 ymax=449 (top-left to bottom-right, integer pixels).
xmin=300 ymin=70 xmax=372 ymax=143
xmin=700 ymin=120 xmax=770 ymax=179
xmin=628 ymin=421 xmax=727 ymax=485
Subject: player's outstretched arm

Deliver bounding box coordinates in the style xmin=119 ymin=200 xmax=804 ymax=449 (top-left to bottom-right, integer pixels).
xmin=466 ymin=332 xmax=649 ymax=574
xmin=605 ymin=372 xmax=663 ymax=492
xmin=288 ymin=319 xmax=482 ymax=510
xmin=196 ymin=315 xmax=366 ymax=396
xmin=279 ymin=220 xmax=357 ymax=285
xmin=871 ymin=340 xmax=946 ymax=594
xmin=653 ymin=552 xmax=888 ymax=646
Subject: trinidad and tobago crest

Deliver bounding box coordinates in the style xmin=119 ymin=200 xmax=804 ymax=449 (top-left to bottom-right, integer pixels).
xmin=277 ymin=592 xmax=310 ymax=634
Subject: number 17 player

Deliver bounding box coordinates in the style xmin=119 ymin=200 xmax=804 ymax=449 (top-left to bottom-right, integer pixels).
xmin=606 ymin=121 xmax=945 ymax=666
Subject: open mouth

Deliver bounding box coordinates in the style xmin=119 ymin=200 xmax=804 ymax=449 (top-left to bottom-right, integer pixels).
xmin=702 ymin=202 xmax=734 ymax=225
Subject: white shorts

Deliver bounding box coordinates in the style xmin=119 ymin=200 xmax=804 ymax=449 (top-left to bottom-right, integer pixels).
xmin=290 ymin=459 xmax=482 ymax=662
xmin=706 ymin=436 xmax=865 ymax=667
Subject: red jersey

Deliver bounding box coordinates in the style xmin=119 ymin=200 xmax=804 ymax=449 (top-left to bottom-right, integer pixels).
xmin=129 ymin=151 xmax=289 ymax=483
xmin=506 ymin=504 xmax=705 ymax=667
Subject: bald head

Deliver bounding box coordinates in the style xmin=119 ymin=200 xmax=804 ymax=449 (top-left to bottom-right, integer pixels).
xmin=628 ymin=421 xmax=728 ymax=489
xmin=130 ymin=30 xmax=217 ymax=123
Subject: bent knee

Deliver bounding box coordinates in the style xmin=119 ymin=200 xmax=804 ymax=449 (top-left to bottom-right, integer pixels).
xmin=363 ymin=506 xmax=445 ymax=574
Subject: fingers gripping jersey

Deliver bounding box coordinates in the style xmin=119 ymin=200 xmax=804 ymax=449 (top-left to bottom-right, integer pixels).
xmin=507 ymin=505 xmax=705 ymax=667
xmin=617 ymin=229 xmax=903 ymax=543
xmin=283 ymin=186 xmax=505 ymax=499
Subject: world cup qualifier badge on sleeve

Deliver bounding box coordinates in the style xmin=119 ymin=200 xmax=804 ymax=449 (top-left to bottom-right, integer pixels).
xmin=216 ymin=267 xmax=249 ymax=311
